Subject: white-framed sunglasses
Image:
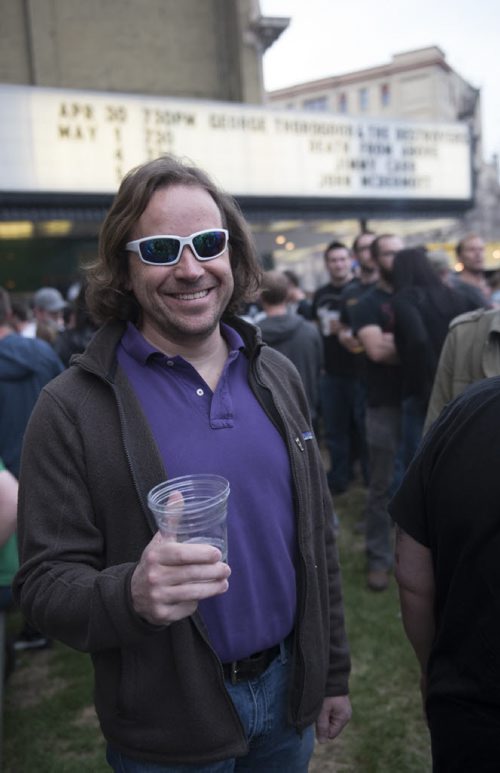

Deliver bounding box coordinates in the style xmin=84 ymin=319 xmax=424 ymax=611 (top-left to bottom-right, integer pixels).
xmin=125 ymin=228 xmax=229 ymax=266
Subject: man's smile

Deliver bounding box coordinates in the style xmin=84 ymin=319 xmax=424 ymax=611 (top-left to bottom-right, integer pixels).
xmin=168 ymin=289 xmax=211 ymax=301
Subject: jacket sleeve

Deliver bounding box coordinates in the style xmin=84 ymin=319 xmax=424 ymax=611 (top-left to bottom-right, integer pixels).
xmin=323 ymin=497 xmax=351 ymax=696
xmin=424 ymin=326 xmax=458 ymax=433
xmin=13 ymin=388 xmax=159 ymax=653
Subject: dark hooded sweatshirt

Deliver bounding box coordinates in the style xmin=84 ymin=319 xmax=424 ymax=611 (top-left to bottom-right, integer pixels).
xmin=258 ymin=313 xmax=323 ymax=421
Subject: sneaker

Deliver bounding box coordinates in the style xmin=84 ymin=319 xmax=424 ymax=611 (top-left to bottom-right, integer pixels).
xmin=367 ymin=569 xmax=390 ymax=592
xmin=13 ymin=627 xmax=52 ymax=652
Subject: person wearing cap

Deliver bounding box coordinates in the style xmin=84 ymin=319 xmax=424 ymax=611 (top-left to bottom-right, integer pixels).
xmin=31 ymin=286 xmax=67 ymax=343
xmin=0 ymin=286 xmax=63 ymax=652
xmin=0 ymin=286 xmax=64 ymax=481
xmin=13 ymin=155 xmax=351 ymax=770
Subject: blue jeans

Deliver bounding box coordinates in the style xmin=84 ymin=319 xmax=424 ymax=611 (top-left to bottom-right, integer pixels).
xmin=320 ymin=373 xmax=368 ymax=492
xmin=388 ymin=397 xmax=425 ymax=500
xmin=401 ymin=396 xmax=425 ymax=469
xmin=106 ymin=644 xmax=315 ymax=772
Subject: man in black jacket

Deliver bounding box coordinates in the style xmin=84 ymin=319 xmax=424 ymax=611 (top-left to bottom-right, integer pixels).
xmin=14 ymin=155 xmax=351 ymax=771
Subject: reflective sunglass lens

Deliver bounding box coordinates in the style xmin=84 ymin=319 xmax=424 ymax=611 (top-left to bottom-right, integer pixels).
xmin=141 ymin=237 xmax=180 ymax=264
xmin=193 ymin=230 xmax=227 ymax=258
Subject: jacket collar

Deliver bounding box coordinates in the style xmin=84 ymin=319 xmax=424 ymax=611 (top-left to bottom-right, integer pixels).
xmin=73 ymin=320 xmax=126 ymax=382
xmin=74 ymin=315 xmax=264 ymax=380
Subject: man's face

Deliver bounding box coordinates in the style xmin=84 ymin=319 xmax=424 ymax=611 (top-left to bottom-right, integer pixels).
xmin=34 ymin=307 xmax=64 ymax=329
xmin=376 ymin=236 xmax=404 ymax=281
xmin=354 ymin=233 xmax=376 ymax=273
xmin=324 ymin=248 xmax=352 ymax=284
xmin=127 ymin=184 xmax=234 ymax=350
xmin=459 ymin=236 xmax=485 ymax=273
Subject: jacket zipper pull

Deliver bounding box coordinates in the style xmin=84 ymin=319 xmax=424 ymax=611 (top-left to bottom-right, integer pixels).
xmin=294 ymin=436 xmax=305 ymax=452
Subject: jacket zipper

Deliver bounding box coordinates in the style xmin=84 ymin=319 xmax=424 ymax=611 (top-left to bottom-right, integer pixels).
xmin=75 ymin=355 xmax=248 ymax=743
xmin=294 ymin=436 xmax=305 ymax=452
xmin=249 ymin=358 xmax=308 ymax=725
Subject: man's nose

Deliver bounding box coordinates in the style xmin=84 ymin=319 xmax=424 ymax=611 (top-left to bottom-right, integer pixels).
xmin=173 ymin=246 xmax=204 ymax=279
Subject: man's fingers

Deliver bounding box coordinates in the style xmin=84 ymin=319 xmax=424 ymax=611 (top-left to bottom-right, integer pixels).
xmin=315 ymin=696 xmax=352 ymax=744
xmin=131 ymin=535 xmax=231 ymax=625
xmin=154 ymin=575 xmax=230 ymax=606
xmin=143 ymin=553 xmax=231 ymax=588
xmin=142 ymin=576 xmax=230 ymax=625
xmin=152 ymin=533 xmax=225 ymax=565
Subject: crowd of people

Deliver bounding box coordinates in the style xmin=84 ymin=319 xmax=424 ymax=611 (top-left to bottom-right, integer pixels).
xmin=255 ymin=232 xmax=494 ymax=595
xmin=254 ymin=230 xmax=500 ymax=770
xmin=1 ymin=152 xmax=500 ymax=770
xmin=0 ymin=281 xmax=98 ymax=662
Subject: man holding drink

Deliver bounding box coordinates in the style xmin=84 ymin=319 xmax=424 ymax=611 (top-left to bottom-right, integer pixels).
xmin=14 ymin=155 xmax=351 ymax=771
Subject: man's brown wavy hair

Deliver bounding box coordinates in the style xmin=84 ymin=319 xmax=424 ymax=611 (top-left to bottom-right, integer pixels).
xmin=86 ymin=155 xmax=262 ymax=325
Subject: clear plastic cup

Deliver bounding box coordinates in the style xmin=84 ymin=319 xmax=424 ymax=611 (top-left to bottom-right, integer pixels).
xmin=147 ymin=474 xmax=230 ymax=560
xmin=318 ymin=308 xmax=340 ymax=336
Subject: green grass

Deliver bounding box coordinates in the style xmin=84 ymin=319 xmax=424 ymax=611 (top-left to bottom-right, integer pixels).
xmin=3 ymin=634 xmax=107 ymax=772
xmin=3 ymin=484 xmax=431 ymax=772
xmin=313 ymin=486 xmax=432 ymax=772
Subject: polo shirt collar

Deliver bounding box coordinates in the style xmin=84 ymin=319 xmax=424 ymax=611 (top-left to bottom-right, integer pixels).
xmin=120 ymin=321 xmax=245 ymax=366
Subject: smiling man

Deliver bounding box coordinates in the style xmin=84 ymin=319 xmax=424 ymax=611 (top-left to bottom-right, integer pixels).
xmin=14 ymin=155 xmax=351 ymax=772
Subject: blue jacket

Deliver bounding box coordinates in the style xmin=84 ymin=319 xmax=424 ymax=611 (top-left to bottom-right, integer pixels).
xmin=0 ymin=332 xmax=63 ymax=475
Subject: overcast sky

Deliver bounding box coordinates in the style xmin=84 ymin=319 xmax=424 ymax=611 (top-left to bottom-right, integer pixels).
xmin=260 ymin=0 xmax=500 ymax=162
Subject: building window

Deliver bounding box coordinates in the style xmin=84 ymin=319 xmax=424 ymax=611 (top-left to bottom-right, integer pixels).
xmin=302 ymin=96 xmax=328 ymax=111
xmin=338 ymin=92 xmax=348 ymax=113
xmin=359 ymin=87 xmax=369 ymax=111
xmin=381 ymin=83 xmax=390 ymax=107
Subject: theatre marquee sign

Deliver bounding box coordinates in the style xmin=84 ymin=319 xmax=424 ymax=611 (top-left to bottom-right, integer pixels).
xmin=0 ymin=84 xmax=472 ymax=203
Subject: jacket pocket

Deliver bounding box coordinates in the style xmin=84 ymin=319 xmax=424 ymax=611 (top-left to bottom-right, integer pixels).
xmin=117 ymin=648 xmax=139 ymax=720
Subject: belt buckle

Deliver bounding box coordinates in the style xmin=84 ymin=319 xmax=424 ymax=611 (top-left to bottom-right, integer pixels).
xmin=230 ymin=661 xmax=239 ymax=685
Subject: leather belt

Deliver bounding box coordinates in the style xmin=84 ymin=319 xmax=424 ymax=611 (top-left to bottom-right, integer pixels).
xmin=222 ymin=643 xmax=281 ymax=685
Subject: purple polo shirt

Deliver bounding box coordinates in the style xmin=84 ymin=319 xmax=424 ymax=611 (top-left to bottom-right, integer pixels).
xmin=117 ymin=322 xmax=297 ymax=662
